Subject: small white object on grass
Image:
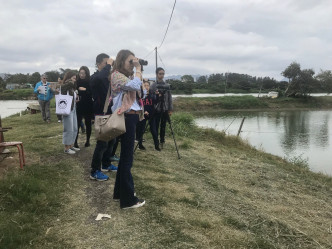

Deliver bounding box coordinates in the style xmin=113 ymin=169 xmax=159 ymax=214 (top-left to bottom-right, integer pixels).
xmin=95 ymin=214 xmax=111 ymax=221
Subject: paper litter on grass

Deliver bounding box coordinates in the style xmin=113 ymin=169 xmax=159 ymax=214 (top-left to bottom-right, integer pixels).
xmin=95 ymin=214 xmax=111 ymax=221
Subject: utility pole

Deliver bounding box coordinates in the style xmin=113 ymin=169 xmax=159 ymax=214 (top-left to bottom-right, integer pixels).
xmin=225 ymin=72 xmax=228 ymax=94
xmin=155 ymin=47 xmax=158 ymax=82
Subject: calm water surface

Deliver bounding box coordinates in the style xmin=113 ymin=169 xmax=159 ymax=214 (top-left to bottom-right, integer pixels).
xmin=0 ymin=100 xmax=38 ymax=118
xmin=195 ymin=110 xmax=332 ymax=176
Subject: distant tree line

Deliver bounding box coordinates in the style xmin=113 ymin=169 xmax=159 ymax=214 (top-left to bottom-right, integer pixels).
xmin=0 ymin=68 xmax=77 ymax=90
xmin=1 ymin=62 xmax=332 ymax=98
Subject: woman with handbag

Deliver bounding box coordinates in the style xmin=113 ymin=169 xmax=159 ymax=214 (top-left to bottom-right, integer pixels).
xmin=110 ymin=49 xmax=145 ymax=209
xmin=61 ymin=71 xmax=79 ymax=154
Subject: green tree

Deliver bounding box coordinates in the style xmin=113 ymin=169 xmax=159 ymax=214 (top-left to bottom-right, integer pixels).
xmin=45 ymin=70 xmax=60 ymax=82
xmin=196 ymin=76 xmax=207 ymax=84
xmin=315 ymin=70 xmax=332 ymax=93
xmin=181 ymin=75 xmax=194 ymax=83
xmin=29 ymin=72 xmax=41 ymax=86
xmin=0 ymin=77 xmax=6 ymax=90
xmin=6 ymin=73 xmax=28 ymax=84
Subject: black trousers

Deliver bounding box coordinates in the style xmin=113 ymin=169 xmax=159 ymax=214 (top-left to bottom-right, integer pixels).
xmin=154 ymin=111 xmax=168 ymax=144
xmin=75 ymin=113 xmax=92 ymax=145
xmin=90 ymin=139 xmax=115 ymax=174
xmin=113 ymin=114 xmax=139 ymax=208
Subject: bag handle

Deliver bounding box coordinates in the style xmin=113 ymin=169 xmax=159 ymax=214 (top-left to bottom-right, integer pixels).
xmin=102 ymin=79 xmax=112 ymax=115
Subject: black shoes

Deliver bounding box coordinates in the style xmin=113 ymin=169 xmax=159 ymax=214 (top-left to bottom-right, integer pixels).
xmin=138 ymin=144 xmax=146 ymax=150
xmin=155 ymin=145 xmax=161 ymax=151
xmin=85 ymin=141 xmax=90 ymax=147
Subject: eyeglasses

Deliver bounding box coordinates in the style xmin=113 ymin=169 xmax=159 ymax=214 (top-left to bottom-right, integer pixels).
xmin=43 ymin=78 xmax=47 ymax=80
xmin=158 ymin=73 xmax=165 ymax=75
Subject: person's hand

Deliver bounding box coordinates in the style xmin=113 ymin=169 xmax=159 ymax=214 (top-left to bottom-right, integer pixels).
xmin=131 ymin=58 xmax=140 ymax=69
xmin=78 ymin=87 xmax=86 ymax=91
xmin=144 ymin=111 xmax=149 ymax=116
xmin=107 ymin=58 xmax=114 ymax=66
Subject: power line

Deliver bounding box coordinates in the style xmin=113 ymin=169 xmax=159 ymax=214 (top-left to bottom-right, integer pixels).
xmin=159 ymin=0 xmax=177 ymax=48
xmin=157 ymin=51 xmax=166 ymax=68
xmin=143 ymin=48 xmax=155 ymax=60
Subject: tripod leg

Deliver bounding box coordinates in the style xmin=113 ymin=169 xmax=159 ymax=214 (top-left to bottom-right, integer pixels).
xmin=166 ymin=113 xmax=181 ymax=159
xmin=134 ymin=119 xmax=150 ymax=153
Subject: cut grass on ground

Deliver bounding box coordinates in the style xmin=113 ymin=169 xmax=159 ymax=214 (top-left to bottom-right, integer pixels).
xmin=0 ymin=111 xmax=331 ymax=248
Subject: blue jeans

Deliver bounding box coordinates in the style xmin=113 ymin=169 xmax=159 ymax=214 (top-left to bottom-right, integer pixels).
xmin=90 ymin=139 xmax=115 ymax=174
xmin=113 ymin=113 xmax=139 ymax=208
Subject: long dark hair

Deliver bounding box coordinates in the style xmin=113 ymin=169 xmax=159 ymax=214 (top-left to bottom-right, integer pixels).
xmin=62 ymin=71 xmax=77 ymax=84
xmin=78 ymin=66 xmax=90 ymax=80
xmin=111 ymin=49 xmax=135 ymax=77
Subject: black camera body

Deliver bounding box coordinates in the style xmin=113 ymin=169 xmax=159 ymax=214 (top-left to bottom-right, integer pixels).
xmin=139 ymin=59 xmax=148 ymax=66
xmin=156 ymin=84 xmax=171 ymax=94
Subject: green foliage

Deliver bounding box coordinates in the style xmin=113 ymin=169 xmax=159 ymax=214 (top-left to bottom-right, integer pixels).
xmin=315 ymin=69 xmax=332 ymax=94
xmin=0 ymin=89 xmax=35 ymax=100
xmin=29 ymin=72 xmax=41 ymax=86
xmin=181 ymin=74 xmax=194 ymax=83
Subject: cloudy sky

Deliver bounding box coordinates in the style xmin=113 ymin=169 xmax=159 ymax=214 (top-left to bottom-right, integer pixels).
xmin=1 ymin=0 xmax=331 ymax=80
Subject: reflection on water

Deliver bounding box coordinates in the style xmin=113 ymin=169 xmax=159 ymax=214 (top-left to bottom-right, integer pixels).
xmin=195 ymin=110 xmax=332 ymax=176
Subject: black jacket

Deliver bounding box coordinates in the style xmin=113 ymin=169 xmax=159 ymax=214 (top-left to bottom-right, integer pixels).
xmin=90 ymin=64 xmax=112 ymax=115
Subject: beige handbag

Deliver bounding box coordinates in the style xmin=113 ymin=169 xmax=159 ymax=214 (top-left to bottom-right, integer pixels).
xmin=94 ymin=86 xmax=126 ymax=142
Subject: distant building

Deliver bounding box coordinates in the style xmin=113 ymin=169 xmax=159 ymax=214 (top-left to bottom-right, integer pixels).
xmin=6 ymin=83 xmax=20 ymax=90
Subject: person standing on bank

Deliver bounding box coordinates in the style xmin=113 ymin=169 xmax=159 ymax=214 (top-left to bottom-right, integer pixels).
xmin=60 ymin=71 xmax=80 ymax=154
xmin=34 ymin=74 xmax=54 ymax=123
xmin=149 ymin=67 xmax=173 ymax=149
xmin=74 ymin=66 xmax=93 ymax=148
xmin=111 ymin=49 xmax=145 ymax=209
xmin=89 ymin=53 xmax=118 ymax=181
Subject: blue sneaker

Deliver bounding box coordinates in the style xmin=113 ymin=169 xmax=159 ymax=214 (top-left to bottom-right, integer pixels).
xmin=90 ymin=170 xmax=109 ymax=181
xmin=101 ymin=164 xmax=118 ymax=172
xmin=110 ymin=155 xmax=120 ymax=161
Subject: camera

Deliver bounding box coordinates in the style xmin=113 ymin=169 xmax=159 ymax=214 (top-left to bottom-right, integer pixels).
xmin=139 ymin=59 xmax=148 ymax=66
xmin=156 ymin=84 xmax=170 ymax=91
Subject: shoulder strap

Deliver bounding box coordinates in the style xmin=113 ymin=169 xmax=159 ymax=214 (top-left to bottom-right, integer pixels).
xmin=102 ymin=84 xmax=111 ymax=115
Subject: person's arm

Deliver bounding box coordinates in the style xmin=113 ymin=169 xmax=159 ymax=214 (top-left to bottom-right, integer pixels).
xmin=121 ymin=77 xmax=142 ymax=91
xmin=33 ymin=82 xmax=40 ymax=94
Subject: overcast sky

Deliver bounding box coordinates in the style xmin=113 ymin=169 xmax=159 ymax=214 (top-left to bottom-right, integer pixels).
xmin=1 ymin=0 xmax=331 ymax=80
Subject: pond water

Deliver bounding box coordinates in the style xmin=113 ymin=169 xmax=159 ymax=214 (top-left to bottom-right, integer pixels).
xmin=173 ymin=93 xmax=330 ymax=98
xmin=195 ymin=110 xmax=332 ymax=176
xmin=0 ymin=100 xmax=38 ymax=118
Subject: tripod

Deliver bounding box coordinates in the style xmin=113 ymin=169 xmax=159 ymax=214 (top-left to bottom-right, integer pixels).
xmin=134 ymin=89 xmax=180 ymax=159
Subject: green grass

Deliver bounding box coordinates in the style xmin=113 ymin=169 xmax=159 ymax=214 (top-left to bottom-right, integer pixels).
xmin=0 ymin=110 xmax=331 ymax=248
xmin=0 ymin=89 xmax=35 ymax=100
xmin=174 ymin=96 xmax=332 ymax=112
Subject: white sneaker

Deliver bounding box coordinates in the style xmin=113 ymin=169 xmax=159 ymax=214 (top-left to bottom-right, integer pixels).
xmin=71 ymin=147 xmax=80 ymax=151
xmin=122 ymin=199 xmax=145 ymax=209
xmin=64 ymin=149 xmax=75 ymax=154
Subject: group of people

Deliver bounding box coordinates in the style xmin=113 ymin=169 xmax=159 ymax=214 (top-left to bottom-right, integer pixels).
xmin=33 ymin=50 xmax=173 ymax=209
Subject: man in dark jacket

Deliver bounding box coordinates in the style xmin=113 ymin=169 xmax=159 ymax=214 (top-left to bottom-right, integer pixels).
xmin=89 ymin=53 xmax=118 ymax=181
xmin=149 ymin=67 xmax=173 ymax=149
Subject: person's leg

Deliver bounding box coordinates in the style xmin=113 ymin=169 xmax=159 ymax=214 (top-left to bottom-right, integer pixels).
xmin=160 ymin=111 xmax=167 ymax=144
xmin=90 ymin=140 xmax=108 ymax=174
xmin=84 ymin=114 xmax=92 ymax=147
xmin=38 ymin=99 xmax=46 ymax=121
xmin=111 ymin=137 xmax=119 ymax=157
xmin=101 ymin=139 xmax=116 ymax=168
xmin=149 ymin=118 xmax=159 ymax=149
xmin=75 ymin=113 xmax=83 ymax=147
xmin=113 ymin=114 xmax=139 ymax=208
xmin=45 ymin=100 xmax=51 ymax=121
xmin=154 ymin=112 xmax=162 ymax=142
xmin=136 ymin=119 xmax=146 ymax=147
xmin=62 ymin=109 xmax=78 ymax=149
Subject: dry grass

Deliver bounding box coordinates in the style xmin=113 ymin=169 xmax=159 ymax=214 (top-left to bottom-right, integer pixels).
xmin=0 ymin=111 xmax=331 ymax=248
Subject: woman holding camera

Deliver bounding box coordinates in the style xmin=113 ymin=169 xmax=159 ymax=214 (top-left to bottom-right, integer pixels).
xmin=110 ymin=49 xmax=145 ymax=209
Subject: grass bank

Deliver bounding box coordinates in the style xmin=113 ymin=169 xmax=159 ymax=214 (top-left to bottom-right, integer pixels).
xmin=0 ymin=89 xmax=36 ymax=100
xmin=0 ymin=110 xmax=331 ymax=248
xmin=174 ymin=96 xmax=332 ymax=112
